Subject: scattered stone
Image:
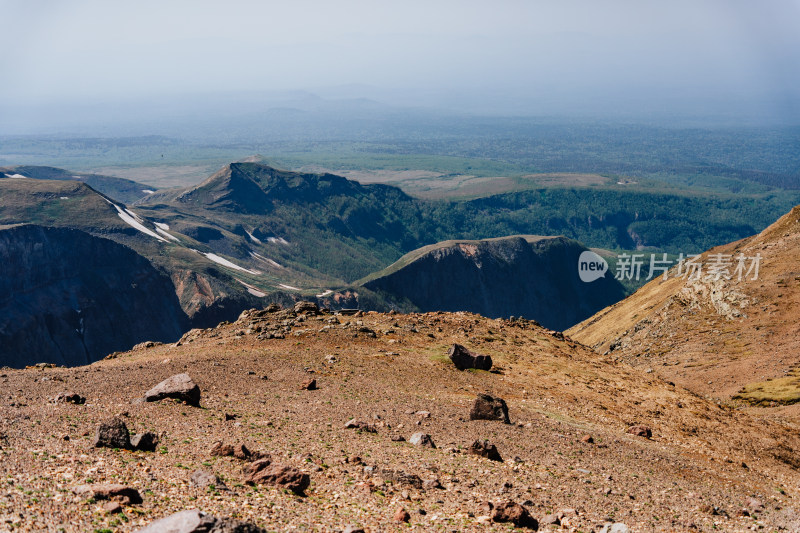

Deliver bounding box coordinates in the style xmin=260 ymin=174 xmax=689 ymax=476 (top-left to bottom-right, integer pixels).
xmin=626 ymin=425 xmax=652 ymax=439
xmin=580 ymin=434 xmax=594 ymax=444
xmin=210 ymin=441 xmax=234 ymax=457
xmin=448 ymin=343 xmax=492 ymax=371
xmin=245 ymin=461 xmax=310 ymax=495
xmin=73 ymin=483 xmax=142 ymax=505
xmin=130 ymin=432 xmax=159 ymax=452
xmin=135 ymin=509 xmax=266 ymax=533
xmin=490 ymin=500 xmax=538 ymax=529
xmin=144 ymin=373 xmax=201 ymax=406
xmin=342 ymin=526 xmax=365 ymax=533
xmin=102 ymin=501 xmax=123 ymax=514
xmin=190 ymin=469 xmax=229 ymax=491
xmin=325 ymin=354 xmax=338 ymax=364
xmin=393 ymin=508 xmax=411 ymax=523
xmin=744 ymin=496 xmax=765 ymax=514
xmin=542 ymin=513 xmax=561 ymax=526
xmin=599 ymin=523 xmax=630 ymax=533
xmin=391 ymin=435 xmax=406 ymax=442
xmin=409 ymin=432 xmax=436 ymax=448
xmin=93 ymin=417 xmax=131 ymax=449
xmin=422 ymin=478 xmax=443 ymax=490
xmin=301 ymin=378 xmax=317 ymax=390
xmin=379 ymin=469 xmax=424 ymax=489
xmin=469 ymin=439 xmax=503 ymax=462
xmin=225 ymin=413 xmax=238 ymax=421
xmin=51 ymin=392 xmax=86 ymax=405
xmin=344 ymin=419 xmax=377 ymax=433
xmin=294 ymin=301 xmax=319 ymax=315
xmin=469 ymin=393 xmax=510 ymax=423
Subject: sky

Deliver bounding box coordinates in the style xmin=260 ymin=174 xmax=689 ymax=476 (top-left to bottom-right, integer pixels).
xmin=2 ymin=0 xmax=800 ymax=126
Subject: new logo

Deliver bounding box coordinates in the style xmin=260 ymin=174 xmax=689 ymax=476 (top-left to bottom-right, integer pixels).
xmin=578 ymin=250 xmax=608 ymax=283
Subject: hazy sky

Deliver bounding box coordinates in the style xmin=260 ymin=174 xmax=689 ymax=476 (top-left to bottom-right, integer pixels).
xmin=2 ymin=0 xmax=800 ymax=122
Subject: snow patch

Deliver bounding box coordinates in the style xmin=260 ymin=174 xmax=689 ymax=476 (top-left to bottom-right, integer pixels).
xmin=267 ymin=236 xmax=289 ymax=245
xmin=249 ymin=251 xmax=284 ymax=269
xmin=156 ymin=227 xmax=180 ymax=242
xmin=6 ymin=174 xmax=28 ymax=179
xmin=113 ymin=204 xmax=167 ymax=242
xmin=154 ymin=222 xmax=170 ymax=230
xmin=236 ymin=279 xmax=267 ymax=298
xmin=60 ymin=197 xmax=69 ymax=200
xmin=246 ymin=230 xmax=262 ymax=244
xmin=124 ymin=208 xmax=144 ymax=223
xmin=142 ymin=189 xmax=155 ymax=194
xmin=316 ymin=289 xmax=334 ymax=298
xmin=204 ymin=252 xmax=260 ymax=275
xmin=279 ymin=283 xmax=300 ymax=291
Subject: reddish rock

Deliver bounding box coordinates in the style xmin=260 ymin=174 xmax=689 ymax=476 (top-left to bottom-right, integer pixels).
xmin=102 ymin=501 xmax=122 ymax=514
xmin=344 ymin=419 xmax=377 ymax=433
xmin=580 ymin=434 xmax=594 ymax=444
xmin=469 ymin=439 xmax=503 ymax=462
xmin=627 ymin=425 xmax=653 ymax=439
xmin=233 ymin=443 xmax=252 ymax=460
xmin=245 ymin=461 xmax=309 ymax=495
xmin=144 ymin=373 xmax=201 ymax=406
xmin=491 ymin=500 xmax=539 ymax=529
xmin=301 ymin=378 xmax=317 ymax=390
xmin=393 ymin=507 xmax=411 ymax=522
xmin=210 ymin=441 xmax=234 ymax=457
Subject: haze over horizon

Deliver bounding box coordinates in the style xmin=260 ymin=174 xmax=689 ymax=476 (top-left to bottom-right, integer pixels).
xmin=2 ymin=0 xmax=800 ymax=133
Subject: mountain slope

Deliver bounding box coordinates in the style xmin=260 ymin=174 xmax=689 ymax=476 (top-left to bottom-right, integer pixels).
xmin=359 ymin=235 xmax=626 ymax=330
xmin=3 ymin=308 xmax=800 ymax=531
xmin=0 ymin=224 xmax=188 ymax=367
xmin=0 ymin=165 xmax=157 ymax=204
xmin=567 ymin=204 xmax=800 ymax=405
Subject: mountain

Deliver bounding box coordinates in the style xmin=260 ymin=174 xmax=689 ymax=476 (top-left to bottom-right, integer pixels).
xmin=4 ymin=307 xmax=800 ymax=530
xmin=567 ymin=204 xmax=800 ymax=406
xmin=0 ymin=224 xmax=187 ymax=367
xmin=359 ymin=235 xmax=626 ymax=330
xmin=0 ymin=165 xmax=157 ymax=204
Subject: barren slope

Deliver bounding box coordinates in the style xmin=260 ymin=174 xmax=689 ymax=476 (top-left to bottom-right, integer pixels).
xmin=567 ymin=205 xmax=800 ymax=406
xmin=2 ymin=307 xmax=800 ymax=531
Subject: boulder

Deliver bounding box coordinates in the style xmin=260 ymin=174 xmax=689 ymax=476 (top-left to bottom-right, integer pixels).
xmin=469 ymin=439 xmax=503 ymax=462
xmin=190 ymin=469 xmax=228 ymax=491
xmin=393 ymin=508 xmax=411 ymax=523
xmin=409 ymin=432 xmax=436 ymax=448
xmin=491 ymin=500 xmax=539 ymax=529
xmin=130 ymin=432 xmax=159 ymax=452
xmin=73 ymin=483 xmax=142 ymax=505
xmin=448 ymin=344 xmax=492 ymax=371
xmin=469 ymin=393 xmax=509 ymax=423
xmin=245 ymin=461 xmax=310 ymax=495
xmin=134 ymin=509 xmax=266 ymax=533
xmin=294 ymin=301 xmax=319 ymax=315
xmin=626 ymin=425 xmax=652 ymax=439
xmin=93 ymin=417 xmax=131 ymax=449
xmin=300 ymin=378 xmax=317 ymax=390
xmin=344 ymin=419 xmax=377 ymax=433
xmin=144 ymin=373 xmax=201 ymax=406
xmin=210 ymin=441 xmax=234 ymax=457
xmin=51 ymin=392 xmax=86 ymax=405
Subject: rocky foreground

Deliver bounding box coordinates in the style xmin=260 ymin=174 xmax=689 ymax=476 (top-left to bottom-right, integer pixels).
xmin=2 ymin=303 xmax=800 ymax=532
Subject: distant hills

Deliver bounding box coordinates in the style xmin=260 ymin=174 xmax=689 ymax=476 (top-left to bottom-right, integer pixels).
xmin=0 ymin=161 xmax=795 ymax=367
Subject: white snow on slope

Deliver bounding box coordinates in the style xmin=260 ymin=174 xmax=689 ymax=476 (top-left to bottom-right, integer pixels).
xmin=267 ymin=237 xmax=289 ymax=245
xmin=156 ymin=227 xmax=180 ymax=242
xmin=142 ymin=189 xmax=155 ymax=194
xmin=236 ymin=279 xmax=266 ymax=297
xmin=246 ymin=230 xmax=262 ymax=244
xmin=113 ymin=204 xmax=167 ymax=242
xmin=279 ymin=283 xmax=300 ymax=291
xmin=249 ymin=251 xmax=284 ymax=269
xmin=204 ymin=252 xmax=260 ymax=275
xmin=7 ymin=174 xmax=28 ymax=179
xmin=154 ymin=222 xmax=169 ymax=230
xmin=316 ymin=289 xmax=334 ymax=298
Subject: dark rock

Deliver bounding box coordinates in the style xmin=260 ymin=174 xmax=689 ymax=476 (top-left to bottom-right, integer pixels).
xmin=144 ymin=373 xmax=200 ymax=406
xmin=130 ymin=432 xmax=159 ymax=452
xmin=73 ymin=483 xmax=142 ymax=505
xmin=51 ymin=392 xmax=85 ymax=405
xmin=300 ymin=378 xmax=317 ymax=390
xmin=390 ymin=435 xmax=406 ymax=442
xmin=379 ymin=469 xmax=423 ymax=489
xmin=448 ymin=344 xmax=492 ymax=371
xmin=93 ymin=417 xmax=131 ymax=449
xmin=626 ymin=425 xmax=652 ymax=439
xmin=393 ymin=508 xmax=411 ymax=523
xmin=409 ymin=432 xmax=436 ymax=448
xmin=210 ymin=441 xmax=234 ymax=457
xmin=294 ymin=301 xmax=319 ymax=315
xmin=469 ymin=393 xmax=509 ymax=423
xmin=491 ymin=500 xmax=539 ymax=529
xmin=245 ymin=461 xmax=310 ymax=495
xmin=134 ymin=509 xmax=267 ymax=533
xmin=469 ymin=439 xmax=503 ymax=462
xmin=102 ymin=501 xmax=123 ymax=514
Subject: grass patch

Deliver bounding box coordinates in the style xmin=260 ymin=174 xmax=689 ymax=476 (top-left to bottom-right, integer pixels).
xmin=734 ymin=369 xmax=800 ymax=406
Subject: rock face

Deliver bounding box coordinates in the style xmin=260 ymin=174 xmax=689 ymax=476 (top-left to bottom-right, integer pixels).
xmin=144 ymin=374 xmax=201 ymax=406
xmin=360 ymin=235 xmax=626 ymax=331
xmin=448 ymin=344 xmax=492 ymax=371
xmin=470 ymin=394 xmax=510 ymax=423
xmin=0 ymin=225 xmax=189 ymax=368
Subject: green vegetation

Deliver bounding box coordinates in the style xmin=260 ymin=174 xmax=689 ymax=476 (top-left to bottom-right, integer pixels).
xmin=734 ymin=369 xmax=800 ymax=406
